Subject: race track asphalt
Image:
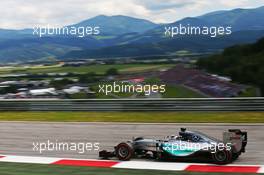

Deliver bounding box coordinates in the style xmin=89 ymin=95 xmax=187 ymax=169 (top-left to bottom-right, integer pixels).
xmin=0 ymin=122 xmax=263 ymax=165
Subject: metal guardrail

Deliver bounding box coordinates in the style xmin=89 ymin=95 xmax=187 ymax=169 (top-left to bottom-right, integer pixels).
xmin=0 ymin=98 xmax=263 ymax=111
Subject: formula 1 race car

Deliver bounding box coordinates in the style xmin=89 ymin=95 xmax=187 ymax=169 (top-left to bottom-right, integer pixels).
xmin=99 ymin=128 xmax=247 ymax=164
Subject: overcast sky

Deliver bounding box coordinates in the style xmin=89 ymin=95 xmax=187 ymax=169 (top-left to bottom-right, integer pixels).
xmin=1 ymin=0 xmax=264 ymax=29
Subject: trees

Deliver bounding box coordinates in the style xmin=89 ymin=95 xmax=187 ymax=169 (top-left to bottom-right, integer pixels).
xmin=0 ymin=85 xmax=18 ymax=94
xmin=79 ymin=72 xmax=99 ymax=83
xmin=50 ymin=79 xmax=74 ymax=89
xmin=197 ymin=37 xmax=264 ymax=96
xmin=105 ymin=68 xmax=119 ymax=76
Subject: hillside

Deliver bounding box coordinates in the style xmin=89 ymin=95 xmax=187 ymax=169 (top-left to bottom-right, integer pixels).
xmin=197 ymin=37 xmax=264 ymax=95
xmin=198 ymin=6 xmax=264 ymax=31
xmin=63 ymin=30 xmax=264 ymax=59
xmin=1 ymin=6 xmax=264 ymax=62
xmin=63 ymin=6 xmax=264 ymax=59
xmin=70 ymin=15 xmax=159 ymax=35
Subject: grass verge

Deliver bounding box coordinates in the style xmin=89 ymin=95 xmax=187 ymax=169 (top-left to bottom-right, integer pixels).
xmin=1 ymin=64 xmax=174 ymax=75
xmin=162 ymin=85 xmax=205 ymax=98
xmin=0 ymin=162 xmax=260 ymax=175
xmin=0 ymin=111 xmax=263 ymax=123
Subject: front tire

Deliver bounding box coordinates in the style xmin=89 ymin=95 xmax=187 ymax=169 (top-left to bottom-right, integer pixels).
xmin=116 ymin=142 xmax=134 ymax=161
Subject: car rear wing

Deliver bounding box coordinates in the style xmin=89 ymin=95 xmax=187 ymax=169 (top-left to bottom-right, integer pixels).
xmin=223 ymin=129 xmax=247 ymax=153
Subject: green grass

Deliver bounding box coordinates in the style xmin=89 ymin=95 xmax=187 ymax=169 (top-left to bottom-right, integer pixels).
xmin=91 ymin=82 xmax=134 ymax=98
xmin=142 ymin=78 xmax=204 ymax=98
xmin=239 ymin=87 xmax=259 ymax=97
xmin=0 ymin=162 xmax=260 ymax=175
xmin=0 ymin=63 xmax=63 ymax=74
xmin=68 ymin=92 xmax=92 ymax=99
xmin=144 ymin=77 xmax=161 ymax=84
xmin=162 ymin=85 xmax=205 ymax=98
xmin=1 ymin=64 xmax=174 ymax=75
xmin=0 ymin=112 xmax=263 ymax=123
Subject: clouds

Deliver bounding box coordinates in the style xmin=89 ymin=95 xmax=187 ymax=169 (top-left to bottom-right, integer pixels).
xmin=134 ymin=0 xmax=195 ymax=11
xmin=0 ymin=0 xmax=149 ymax=29
xmin=0 ymin=0 xmax=264 ymax=29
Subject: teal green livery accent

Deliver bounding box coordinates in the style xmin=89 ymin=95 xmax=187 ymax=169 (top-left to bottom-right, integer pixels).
xmin=161 ymin=143 xmax=200 ymax=156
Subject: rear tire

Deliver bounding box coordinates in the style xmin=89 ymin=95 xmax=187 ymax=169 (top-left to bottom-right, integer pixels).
xmin=212 ymin=150 xmax=232 ymax=164
xmin=116 ymin=142 xmax=134 ymax=161
xmin=232 ymin=152 xmax=241 ymax=161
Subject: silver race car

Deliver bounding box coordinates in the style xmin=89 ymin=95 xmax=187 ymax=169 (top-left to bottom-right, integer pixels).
xmin=99 ymin=128 xmax=247 ymax=164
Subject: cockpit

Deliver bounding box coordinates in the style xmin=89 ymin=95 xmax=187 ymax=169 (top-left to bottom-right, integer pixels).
xmin=165 ymin=128 xmax=219 ymax=143
xmin=178 ymin=128 xmax=219 ymax=143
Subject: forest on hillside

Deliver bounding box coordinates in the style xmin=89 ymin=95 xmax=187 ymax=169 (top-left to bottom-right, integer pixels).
xmin=197 ymin=37 xmax=264 ymax=95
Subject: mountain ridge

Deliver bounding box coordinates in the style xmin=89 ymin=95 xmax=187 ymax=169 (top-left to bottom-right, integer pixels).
xmin=1 ymin=6 xmax=264 ymax=62
xmin=70 ymin=15 xmax=159 ymax=35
